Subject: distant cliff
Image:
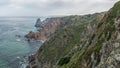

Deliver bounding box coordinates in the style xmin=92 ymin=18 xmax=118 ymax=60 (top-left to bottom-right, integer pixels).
xmin=25 ymin=13 xmax=102 ymax=42
xmin=25 ymin=18 xmax=61 ymax=41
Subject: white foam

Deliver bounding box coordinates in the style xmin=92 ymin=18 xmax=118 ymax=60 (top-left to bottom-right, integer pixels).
xmin=16 ymin=39 xmax=21 ymax=41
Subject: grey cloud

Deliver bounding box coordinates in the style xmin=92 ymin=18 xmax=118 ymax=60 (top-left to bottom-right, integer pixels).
xmin=0 ymin=0 xmax=118 ymax=16
xmin=0 ymin=0 xmax=11 ymax=6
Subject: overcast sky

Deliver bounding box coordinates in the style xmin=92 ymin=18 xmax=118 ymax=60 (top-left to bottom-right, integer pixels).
xmin=0 ymin=0 xmax=118 ymax=16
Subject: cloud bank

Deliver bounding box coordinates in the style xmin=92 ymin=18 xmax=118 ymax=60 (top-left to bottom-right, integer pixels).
xmin=0 ymin=0 xmax=118 ymax=16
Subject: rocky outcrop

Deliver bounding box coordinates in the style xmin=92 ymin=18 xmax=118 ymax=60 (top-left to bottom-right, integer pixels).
xmin=26 ymin=54 xmax=39 ymax=68
xmin=25 ymin=18 xmax=61 ymax=41
xmin=97 ymin=16 xmax=120 ymax=68
xmin=35 ymin=18 xmax=42 ymax=28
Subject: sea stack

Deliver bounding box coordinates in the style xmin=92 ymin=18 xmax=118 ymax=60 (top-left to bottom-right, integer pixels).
xmin=35 ymin=18 xmax=42 ymax=28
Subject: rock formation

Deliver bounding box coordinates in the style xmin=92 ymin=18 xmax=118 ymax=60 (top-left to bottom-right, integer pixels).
xmin=25 ymin=18 xmax=61 ymax=41
xmin=35 ymin=18 xmax=42 ymax=28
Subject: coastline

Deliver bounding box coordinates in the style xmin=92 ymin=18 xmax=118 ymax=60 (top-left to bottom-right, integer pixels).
xmin=19 ymin=49 xmax=39 ymax=68
xmin=23 ymin=17 xmax=62 ymax=68
xmin=20 ymin=40 xmax=43 ymax=68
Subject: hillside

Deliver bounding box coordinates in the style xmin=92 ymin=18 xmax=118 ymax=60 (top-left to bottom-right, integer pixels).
xmin=25 ymin=13 xmax=103 ymax=42
xmin=56 ymin=1 xmax=120 ymax=68
xmin=26 ymin=13 xmax=104 ymax=68
xmin=26 ymin=1 xmax=120 ymax=68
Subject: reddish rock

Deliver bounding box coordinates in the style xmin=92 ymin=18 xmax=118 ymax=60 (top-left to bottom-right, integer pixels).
xmin=25 ymin=18 xmax=61 ymax=41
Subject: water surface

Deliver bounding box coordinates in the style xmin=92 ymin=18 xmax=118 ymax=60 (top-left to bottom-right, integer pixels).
xmin=0 ymin=17 xmax=43 ymax=68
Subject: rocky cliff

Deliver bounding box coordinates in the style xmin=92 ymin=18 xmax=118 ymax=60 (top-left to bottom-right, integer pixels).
xmin=25 ymin=13 xmax=102 ymax=42
xmin=26 ymin=1 xmax=120 ymax=68
xmin=25 ymin=18 xmax=61 ymax=41
xmin=26 ymin=11 xmax=105 ymax=68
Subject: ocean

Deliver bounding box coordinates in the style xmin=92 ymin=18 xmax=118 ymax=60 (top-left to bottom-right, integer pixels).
xmin=0 ymin=17 xmax=44 ymax=68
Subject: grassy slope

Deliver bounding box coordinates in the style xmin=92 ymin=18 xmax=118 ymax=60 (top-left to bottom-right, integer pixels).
xmin=37 ymin=12 xmax=104 ymax=68
xmin=57 ymin=1 xmax=120 ymax=68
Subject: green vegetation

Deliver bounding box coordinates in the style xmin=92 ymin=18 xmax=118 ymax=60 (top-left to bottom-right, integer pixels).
xmin=36 ymin=1 xmax=120 ymax=68
xmin=58 ymin=56 xmax=71 ymax=66
xmin=37 ymin=12 xmax=104 ymax=68
xmin=37 ymin=23 xmax=85 ymax=66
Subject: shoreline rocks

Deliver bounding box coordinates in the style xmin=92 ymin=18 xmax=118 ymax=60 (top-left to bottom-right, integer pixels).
xmin=26 ymin=54 xmax=39 ymax=68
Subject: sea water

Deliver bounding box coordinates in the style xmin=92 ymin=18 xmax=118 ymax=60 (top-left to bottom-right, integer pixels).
xmin=0 ymin=17 xmax=44 ymax=68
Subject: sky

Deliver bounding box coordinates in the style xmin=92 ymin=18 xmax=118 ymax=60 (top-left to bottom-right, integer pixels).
xmin=0 ymin=0 xmax=119 ymax=16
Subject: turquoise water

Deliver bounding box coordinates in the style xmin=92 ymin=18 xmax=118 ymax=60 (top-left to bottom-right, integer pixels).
xmin=0 ymin=17 xmax=43 ymax=68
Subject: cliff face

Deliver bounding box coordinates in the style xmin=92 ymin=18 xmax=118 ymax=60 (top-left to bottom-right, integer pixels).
xmin=25 ymin=18 xmax=61 ymax=41
xmin=29 ymin=1 xmax=120 ymax=68
xmin=57 ymin=1 xmax=120 ymax=68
